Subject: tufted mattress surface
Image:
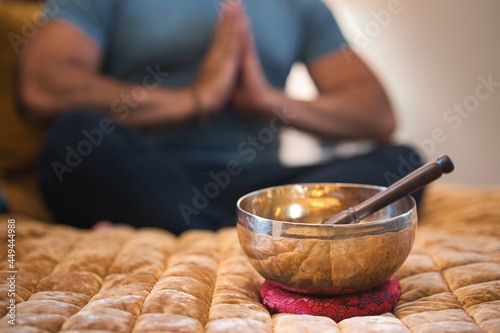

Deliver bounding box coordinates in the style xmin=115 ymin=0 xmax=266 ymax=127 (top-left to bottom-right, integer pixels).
xmin=1 ymin=184 xmax=499 ymax=332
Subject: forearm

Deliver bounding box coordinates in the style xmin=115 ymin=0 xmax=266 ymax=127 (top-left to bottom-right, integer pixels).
xmin=19 ymin=60 xmax=196 ymax=127
xmin=269 ymin=78 xmax=396 ymax=142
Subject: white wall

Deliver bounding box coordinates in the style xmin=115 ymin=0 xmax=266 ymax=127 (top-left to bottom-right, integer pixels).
xmin=286 ymin=0 xmax=500 ymax=185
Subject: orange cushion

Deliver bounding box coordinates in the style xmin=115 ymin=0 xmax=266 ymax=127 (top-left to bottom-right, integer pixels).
xmin=0 ymin=2 xmax=46 ymax=175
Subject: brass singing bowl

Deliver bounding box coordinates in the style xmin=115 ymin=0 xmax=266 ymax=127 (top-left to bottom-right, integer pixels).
xmin=236 ymin=183 xmax=417 ymax=295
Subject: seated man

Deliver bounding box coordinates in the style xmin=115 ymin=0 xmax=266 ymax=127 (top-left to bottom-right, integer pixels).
xmin=19 ymin=0 xmax=422 ymax=234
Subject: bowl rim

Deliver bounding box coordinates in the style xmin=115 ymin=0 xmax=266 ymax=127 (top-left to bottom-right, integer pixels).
xmin=236 ymin=182 xmax=416 ymax=230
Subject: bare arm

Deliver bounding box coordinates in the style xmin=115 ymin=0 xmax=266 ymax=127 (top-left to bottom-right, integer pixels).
xmin=232 ymin=40 xmax=396 ymax=142
xmin=287 ymin=49 xmax=396 ymax=142
xmin=19 ymin=3 xmax=247 ymax=127
xmin=19 ymin=20 xmax=192 ymax=126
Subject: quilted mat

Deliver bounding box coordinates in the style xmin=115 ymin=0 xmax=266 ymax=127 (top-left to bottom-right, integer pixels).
xmin=0 ymin=184 xmax=499 ymax=332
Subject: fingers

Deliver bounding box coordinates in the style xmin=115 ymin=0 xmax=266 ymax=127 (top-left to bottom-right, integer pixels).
xmin=220 ymin=0 xmax=244 ymax=16
xmin=214 ymin=0 xmax=248 ymax=57
xmin=238 ymin=15 xmax=263 ymax=89
xmin=192 ymin=1 xmax=252 ymax=114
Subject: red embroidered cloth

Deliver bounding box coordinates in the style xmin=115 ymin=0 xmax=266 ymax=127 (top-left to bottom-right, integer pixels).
xmin=260 ymin=276 xmax=401 ymax=322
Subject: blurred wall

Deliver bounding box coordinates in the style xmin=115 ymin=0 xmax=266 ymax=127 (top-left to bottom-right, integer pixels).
xmin=286 ymin=0 xmax=500 ymax=185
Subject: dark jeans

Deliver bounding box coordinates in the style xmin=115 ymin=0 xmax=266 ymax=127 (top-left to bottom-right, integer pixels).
xmin=39 ymin=110 xmax=425 ymax=235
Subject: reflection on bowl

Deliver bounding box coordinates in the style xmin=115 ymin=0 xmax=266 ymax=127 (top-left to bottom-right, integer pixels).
xmin=237 ymin=183 xmax=417 ymax=295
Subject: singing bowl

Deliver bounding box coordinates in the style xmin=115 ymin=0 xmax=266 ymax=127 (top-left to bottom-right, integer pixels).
xmin=236 ymin=183 xmax=417 ymax=295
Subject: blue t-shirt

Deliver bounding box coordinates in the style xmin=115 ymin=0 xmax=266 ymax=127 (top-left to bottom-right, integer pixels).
xmin=45 ymin=0 xmax=346 ymax=166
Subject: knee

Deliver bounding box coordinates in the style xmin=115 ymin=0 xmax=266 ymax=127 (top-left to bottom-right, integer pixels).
xmin=47 ymin=110 xmax=106 ymax=141
xmin=378 ymin=144 xmax=425 ymax=172
xmin=395 ymin=144 xmax=425 ymax=164
xmin=39 ymin=110 xmax=110 ymax=179
xmin=41 ymin=110 xmax=111 ymax=158
xmin=368 ymin=144 xmax=424 ymax=187
xmin=376 ymin=144 xmax=426 ymax=204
